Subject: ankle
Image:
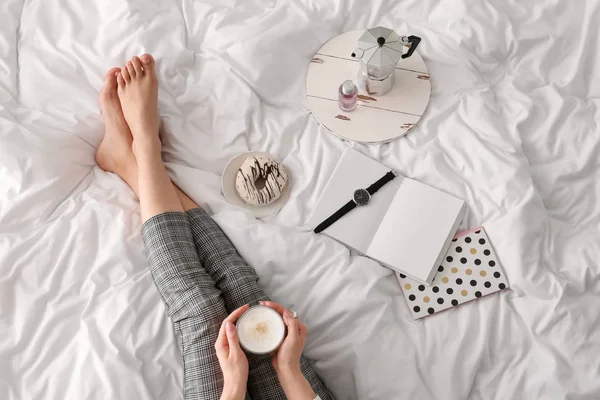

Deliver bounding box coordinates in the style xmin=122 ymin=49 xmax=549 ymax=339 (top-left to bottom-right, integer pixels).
xmin=132 ymin=137 xmax=161 ymax=160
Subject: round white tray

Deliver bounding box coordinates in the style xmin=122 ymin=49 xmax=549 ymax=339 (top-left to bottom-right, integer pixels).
xmin=306 ymin=30 xmax=431 ymax=143
xmin=221 ymin=152 xmax=292 ymax=218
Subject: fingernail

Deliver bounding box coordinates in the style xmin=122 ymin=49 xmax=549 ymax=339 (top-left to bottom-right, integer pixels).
xmin=259 ymin=301 xmax=266 ymax=305
xmin=284 ymin=309 xmax=293 ymax=318
xmin=226 ymin=321 xmax=235 ymax=332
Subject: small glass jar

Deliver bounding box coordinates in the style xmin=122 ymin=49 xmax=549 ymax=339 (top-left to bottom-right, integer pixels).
xmin=338 ymin=80 xmax=358 ymax=112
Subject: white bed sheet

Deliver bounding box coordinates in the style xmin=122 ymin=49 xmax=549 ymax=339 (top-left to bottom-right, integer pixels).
xmin=2 ymin=0 xmax=600 ymax=399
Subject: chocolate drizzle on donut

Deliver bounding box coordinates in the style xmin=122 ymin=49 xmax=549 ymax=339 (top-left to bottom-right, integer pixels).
xmin=238 ymin=157 xmax=287 ymax=205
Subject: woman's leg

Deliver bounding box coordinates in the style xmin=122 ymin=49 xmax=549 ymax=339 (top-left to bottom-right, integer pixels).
xmin=183 ymin=204 xmax=333 ymax=400
xmin=97 ymin=55 xmax=333 ymax=399
xmin=97 ymin=57 xmax=229 ymax=400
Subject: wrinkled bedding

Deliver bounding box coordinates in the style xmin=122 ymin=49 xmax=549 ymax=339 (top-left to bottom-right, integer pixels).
xmin=2 ymin=0 xmax=600 ymax=399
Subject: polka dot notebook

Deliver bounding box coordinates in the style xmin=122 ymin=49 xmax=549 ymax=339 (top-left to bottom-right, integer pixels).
xmin=396 ymin=227 xmax=509 ymax=319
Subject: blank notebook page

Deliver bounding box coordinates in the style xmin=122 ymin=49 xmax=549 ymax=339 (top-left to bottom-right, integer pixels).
xmin=307 ymin=148 xmax=399 ymax=253
xmin=367 ymin=178 xmax=465 ymax=282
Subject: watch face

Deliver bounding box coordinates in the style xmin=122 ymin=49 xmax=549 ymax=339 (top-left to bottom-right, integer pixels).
xmin=353 ymin=189 xmax=371 ymax=206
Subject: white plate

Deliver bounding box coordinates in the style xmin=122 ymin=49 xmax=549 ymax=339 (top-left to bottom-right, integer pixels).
xmin=221 ymin=152 xmax=292 ymax=218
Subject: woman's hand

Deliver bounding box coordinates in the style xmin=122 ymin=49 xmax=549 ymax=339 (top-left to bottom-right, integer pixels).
xmin=215 ymin=304 xmax=250 ymax=400
xmin=260 ymin=301 xmax=307 ymax=373
xmin=260 ymin=301 xmax=316 ymax=400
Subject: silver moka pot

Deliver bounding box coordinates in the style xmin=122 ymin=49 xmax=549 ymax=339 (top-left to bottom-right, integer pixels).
xmin=351 ymin=27 xmax=421 ymax=96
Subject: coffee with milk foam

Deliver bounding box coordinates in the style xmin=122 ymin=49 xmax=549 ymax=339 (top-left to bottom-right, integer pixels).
xmin=236 ymin=306 xmax=285 ymax=354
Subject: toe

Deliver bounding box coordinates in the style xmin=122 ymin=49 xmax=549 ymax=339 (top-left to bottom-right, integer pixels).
xmin=126 ymin=60 xmax=136 ymax=78
xmin=121 ymin=66 xmax=130 ymax=82
xmin=105 ymin=67 xmax=121 ymax=80
xmin=100 ymin=67 xmax=120 ymax=101
xmin=132 ymin=56 xmax=143 ymax=76
xmin=117 ymin=71 xmax=125 ymax=88
xmin=140 ymin=53 xmax=155 ymax=70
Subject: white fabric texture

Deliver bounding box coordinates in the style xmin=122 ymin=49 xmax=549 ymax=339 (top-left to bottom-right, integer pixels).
xmin=1 ymin=1 xmax=600 ymax=399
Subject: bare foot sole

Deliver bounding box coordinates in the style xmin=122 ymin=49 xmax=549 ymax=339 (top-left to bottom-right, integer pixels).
xmin=116 ymin=54 xmax=160 ymax=157
xmin=96 ymin=67 xmax=139 ymax=195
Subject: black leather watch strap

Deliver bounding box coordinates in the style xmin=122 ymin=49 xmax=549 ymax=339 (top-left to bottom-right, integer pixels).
xmin=314 ymin=200 xmax=357 ymax=233
xmin=314 ymin=171 xmax=396 ymax=234
xmin=366 ymin=171 xmax=396 ymax=195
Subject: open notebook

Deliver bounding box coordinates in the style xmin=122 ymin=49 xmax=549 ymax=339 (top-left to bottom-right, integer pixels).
xmin=308 ymin=148 xmax=466 ymax=283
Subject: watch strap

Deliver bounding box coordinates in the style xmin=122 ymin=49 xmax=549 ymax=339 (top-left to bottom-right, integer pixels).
xmin=366 ymin=171 xmax=396 ymax=195
xmin=314 ymin=200 xmax=357 ymax=233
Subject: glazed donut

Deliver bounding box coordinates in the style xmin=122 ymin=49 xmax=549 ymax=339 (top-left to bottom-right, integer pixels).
xmin=235 ymin=155 xmax=289 ymax=206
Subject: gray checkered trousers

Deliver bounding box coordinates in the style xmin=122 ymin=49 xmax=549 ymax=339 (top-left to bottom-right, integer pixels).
xmin=142 ymin=209 xmax=334 ymax=400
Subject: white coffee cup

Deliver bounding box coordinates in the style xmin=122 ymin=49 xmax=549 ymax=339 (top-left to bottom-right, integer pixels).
xmin=236 ymin=305 xmax=286 ymax=355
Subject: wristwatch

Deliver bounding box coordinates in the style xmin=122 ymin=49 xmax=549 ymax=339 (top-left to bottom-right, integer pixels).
xmin=314 ymin=171 xmax=397 ymax=233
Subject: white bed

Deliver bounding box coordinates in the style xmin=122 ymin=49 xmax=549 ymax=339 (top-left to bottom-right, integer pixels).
xmin=2 ymin=0 xmax=600 ymax=399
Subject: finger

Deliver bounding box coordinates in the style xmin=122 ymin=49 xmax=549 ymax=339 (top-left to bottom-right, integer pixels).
xmin=215 ymin=304 xmax=249 ymax=350
xmin=298 ymin=322 xmax=308 ymax=339
xmin=283 ymin=309 xmax=300 ymax=339
xmin=215 ymin=319 xmax=230 ymax=351
xmin=259 ymin=301 xmax=286 ymax=316
xmin=225 ymin=322 xmax=241 ymax=354
xmin=224 ymin=304 xmax=250 ymax=325
xmin=131 ymin=56 xmax=143 ymax=75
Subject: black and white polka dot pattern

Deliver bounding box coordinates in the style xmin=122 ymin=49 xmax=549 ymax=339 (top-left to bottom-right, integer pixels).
xmin=397 ymin=227 xmax=509 ymax=319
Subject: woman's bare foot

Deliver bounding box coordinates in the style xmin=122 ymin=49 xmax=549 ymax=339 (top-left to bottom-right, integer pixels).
xmin=116 ymin=54 xmax=183 ymax=220
xmin=98 ymin=55 xmax=198 ymax=212
xmin=96 ymin=67 xmax=140 ymax=196
xmin=116 ymin=54 xmax=160 ymax=158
